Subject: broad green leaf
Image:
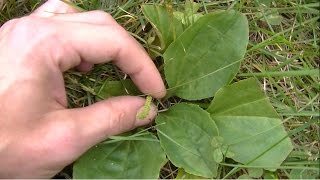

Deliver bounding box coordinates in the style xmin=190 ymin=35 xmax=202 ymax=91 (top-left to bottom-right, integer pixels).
xmin=207 ymin=79 xmax=293 ymax=168
xmin=176 ymin=168 xmax=205 ymax=179
xmin=96 ymin=80 xmax=141 ymax=99
xmin=164 ymin=10 xmax=249 ymax=100
xmin=73 ymin=134 xmax=167 ymax=178
xmin=156 ymin=103 xmax=219 ymax=178
xmin=142 ymin=5 xmax=183 ymax=51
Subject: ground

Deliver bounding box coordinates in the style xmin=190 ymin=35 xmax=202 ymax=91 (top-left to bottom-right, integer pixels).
xmin=0 ymin=0 xmax=319 ymax=179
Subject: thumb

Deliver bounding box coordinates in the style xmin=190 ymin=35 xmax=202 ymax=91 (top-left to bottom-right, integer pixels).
xmin=44 ymin=96 xmax=157 ymax=152
xmin=19 ymin=96 xmax=156 ymax=178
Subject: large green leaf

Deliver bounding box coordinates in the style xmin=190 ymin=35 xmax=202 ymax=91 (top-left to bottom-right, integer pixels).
xmin=73 ymin=134 xmax=167 ymax=178
xmin=156 ymin=103 xmax=219 ymax=178
xmin=207 ymin=79 xmax=293 ymax=168
xmin=142 ymin=5 xmax=183 ymax=51
xmin=164 ymin=10 xmax=249 ymax=100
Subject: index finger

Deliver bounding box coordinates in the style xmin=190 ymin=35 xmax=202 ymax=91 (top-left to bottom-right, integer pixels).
xmin=57 ymin=21 xmax=166 ymax=98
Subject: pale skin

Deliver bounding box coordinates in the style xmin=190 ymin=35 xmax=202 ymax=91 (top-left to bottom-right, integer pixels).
xmin=0 ymin=0 xmax=166 ymax=178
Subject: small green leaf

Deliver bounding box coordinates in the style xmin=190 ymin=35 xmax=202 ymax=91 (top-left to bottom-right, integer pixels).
xmin=173 ymin=11 xmax=184 ymax=21
xmin=225 ymin=151 xmax=235 ymax=158
xmin=257 ymin=9 xmax=283 ymax=26
xmin=263 ymin=171 xmax=278 ymax=179
xmin=156 ymin=103 xmax=219 ymax=178
xmin=137 ymin=96 xmax=153 ymax=120
xmin=96 ymin=80 xmax=141 ymax=99
xmin=186 ymin=13 xmax=203 ymax=24
xmin=73 ymin=134 xmax=167 ymax=178
xmin=184 ymin=0 xmax=200 ymax=16
xmin=213 ymin=148 xmax=223 ymax=163
xmin=164 ymin=10 xmax=249 ymax=100
xmin=142 ymin=5 xmax=183 ymax=51
xmin=265 ymin=13 xmax=283 ymax=25
xmin=238 ymin=174 xmax=252 ymax=179
xmin=207 ymin=79 xmax=293 ymax=169
xmin=221 ymin=146 xmax=235 ymax=158
xmin=248 ymin=168 xmax=264 ymax=178
xmin=211 ymin=136 xmax=224 ymax=148
xmin=176 ymin=168 xmax=205 ymax=179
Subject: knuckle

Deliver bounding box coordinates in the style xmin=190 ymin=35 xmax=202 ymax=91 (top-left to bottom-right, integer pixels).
xmin=107 ymin=25 xmax=129 ymax=55
xmin=12 ymin=17 xmax=57 ymax=39
xmin=1 ymin=18 xmax=18 ymax=28
xmin=94 ymin=25 xmax=126 ymax=60
xmin=91 ymin=10 xmax=116 ymax=24
xmin=13 ymin=17 xmax=38 ymax=32
xmin=2 ymin=16 xmax=61 ymax=64
xmin=0 ymin=18 xmax=19 ymax=34
xmin=91 ymin=10 xmax=109 ymax=17
xmin=105 ymin=101 xmax=127 ymax=130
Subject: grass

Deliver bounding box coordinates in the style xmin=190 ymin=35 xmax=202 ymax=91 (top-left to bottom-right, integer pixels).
xmin=1 ymin=0 xmax=319 ymax=179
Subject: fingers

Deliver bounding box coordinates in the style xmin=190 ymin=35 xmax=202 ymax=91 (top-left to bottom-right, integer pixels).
xmin=51 ymin=10 xmax=118 ymax=25
xmin=32 ymin=0 xmax=78 ymax=17
xmin=58 ymin=22 xmax=166 ymax=98
xmin=33 ymin=0 xmax=116 ymax=26
xmin=31 ymin=1 xmax=166 ymax=98
xmin=44 ymin=96 xmax=157 ymax=151
xmin=36 ymin=9 xmax=118 ymax=72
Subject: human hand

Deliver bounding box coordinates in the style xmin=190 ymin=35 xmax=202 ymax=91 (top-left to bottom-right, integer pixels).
xmin=0 ymin=0 xmax=166 ymax=178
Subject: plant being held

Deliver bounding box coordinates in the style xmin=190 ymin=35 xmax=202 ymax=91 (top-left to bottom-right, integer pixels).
xmin=137 ymin=96 xmax=153 ymax=120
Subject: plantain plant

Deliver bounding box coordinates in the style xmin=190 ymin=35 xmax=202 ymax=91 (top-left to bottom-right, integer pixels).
xmin=73 ymin=1 xmax=293 ymax=178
